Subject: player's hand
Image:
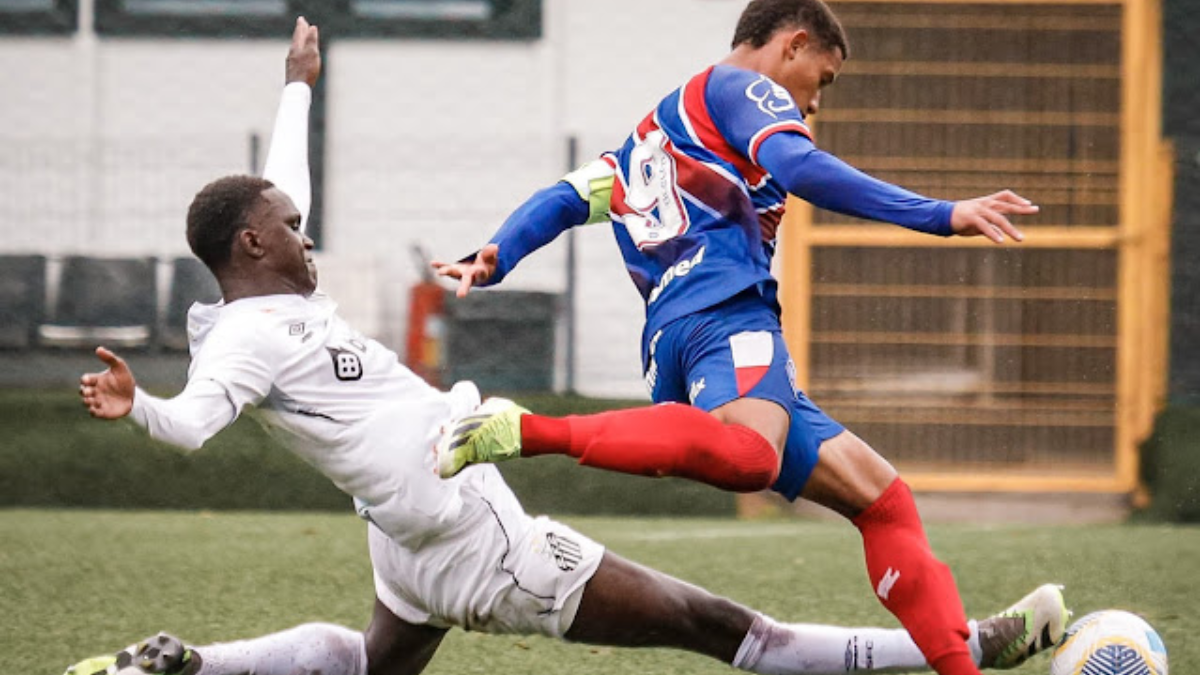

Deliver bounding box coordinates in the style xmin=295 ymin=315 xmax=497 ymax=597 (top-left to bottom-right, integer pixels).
xmin=285 ymin=16 xmax=321 ymax=88
xmin=431 ymin=244 xmax=500 ymax=298
xmin=80 ymin=346 xmax=136 ymax=420
xmin=950 ymin=190 xmax=1038 ymax=243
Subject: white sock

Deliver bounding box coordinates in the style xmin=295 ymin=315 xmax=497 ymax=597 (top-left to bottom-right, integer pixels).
xmin=733 ymin=614 xmax=981 ymax=674
xmin=193 ymin=623 xmax=366 ymax=675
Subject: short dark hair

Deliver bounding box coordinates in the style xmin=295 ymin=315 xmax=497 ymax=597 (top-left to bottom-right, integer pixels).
xmin=731 ymin=0 xmax=849 ymax=59
xmin=186 ymin=175 xmax=275 ymax=271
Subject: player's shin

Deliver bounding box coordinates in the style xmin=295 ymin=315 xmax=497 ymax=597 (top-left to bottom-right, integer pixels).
xmin=852 ymin=479 xmax=979 ymax=675
xmin=192 ymin=623 xmax=365 ymax=675
xmin=732 ymin=614 xmax=930 ymax=674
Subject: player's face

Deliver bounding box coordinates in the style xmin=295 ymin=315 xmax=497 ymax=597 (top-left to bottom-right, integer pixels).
xmin=777 ymin=40 xmax=843 ymax=117
xmin=250 ymin=187 xmax=317 ymax=295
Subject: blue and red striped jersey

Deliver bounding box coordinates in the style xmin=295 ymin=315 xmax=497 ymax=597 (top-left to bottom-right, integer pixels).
xmin=603 ymin=64 xmax=811 ymax=336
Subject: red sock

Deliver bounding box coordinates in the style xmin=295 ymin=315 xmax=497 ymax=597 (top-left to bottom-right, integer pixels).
xmin=853 ymin=479 xmax=979 ymax=675
xmin=520 ymin=403 xmax=779 ymax=492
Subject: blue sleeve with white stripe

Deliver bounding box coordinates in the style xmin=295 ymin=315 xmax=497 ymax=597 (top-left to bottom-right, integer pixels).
xmin=706 ymin=65 xmax=811 ymax=165
xmin=757 ymin=131 xmax=954 ymax=235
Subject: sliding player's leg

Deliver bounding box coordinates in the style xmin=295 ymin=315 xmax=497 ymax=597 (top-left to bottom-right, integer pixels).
xmin=565 ymin=549 xmax=1065 ymax=673
xmin=362 ymin=598 xmax=448 ymax=675
xmin=60 ymin=620 xmax=388 ymax=675
xmin=567 ymin=550 xmax=937 ymax=673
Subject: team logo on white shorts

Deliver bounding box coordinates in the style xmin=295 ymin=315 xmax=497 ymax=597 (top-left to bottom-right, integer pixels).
xmin=545 ymin=532 xmax=582 ymax=572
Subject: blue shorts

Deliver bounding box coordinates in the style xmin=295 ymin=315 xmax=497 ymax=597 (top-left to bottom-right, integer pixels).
xmin=642 ymin=292 xmax=845 ymax=501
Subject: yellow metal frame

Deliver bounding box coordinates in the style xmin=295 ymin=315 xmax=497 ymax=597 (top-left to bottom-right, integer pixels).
xmin=778 ymin=0 xmax=1173 ymax=494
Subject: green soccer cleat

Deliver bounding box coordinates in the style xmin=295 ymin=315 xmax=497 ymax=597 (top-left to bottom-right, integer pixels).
xmin=978 ymin=583 xmax=1070 ymax=669
xmin=63 ymin=633 xmax=199 ymax=675
xmin=62 ymin=655 xmax=117 ymax=675
xmin=436 ymin=397 xmax=530 ymax=478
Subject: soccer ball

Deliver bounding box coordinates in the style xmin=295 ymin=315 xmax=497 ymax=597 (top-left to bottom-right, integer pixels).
xmin=1049 ymin=610 xmax=1168 ymax=675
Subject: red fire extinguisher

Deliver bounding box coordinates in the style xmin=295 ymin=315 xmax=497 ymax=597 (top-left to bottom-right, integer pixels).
xmin=406 ymin=244 xmax=446 ymax=387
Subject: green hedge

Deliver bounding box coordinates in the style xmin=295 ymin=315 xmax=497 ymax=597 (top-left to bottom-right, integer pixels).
xmin=1139 ymin=404 xmax=1200 ymax=522
xmin=0 ymin=391 xmax=734 ymax=517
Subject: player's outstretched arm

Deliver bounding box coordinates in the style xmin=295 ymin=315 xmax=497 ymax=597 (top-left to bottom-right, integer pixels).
xmin=80 ymin=346 xmax=135 ymax=419
xmin=433 ymin=174 xmax=598 ymax=297
xmin=949 ymin=190 xmax=1037 ymax=243
xmin=263 ymin=16 xmax=319 ymax=229
xmin=432 ymin=244 xmax=500 ymax=298
xmin=758 ymin=132 xmax=1038 ymax=242
xmin=79 ymin=345 xmax=241 ymax=451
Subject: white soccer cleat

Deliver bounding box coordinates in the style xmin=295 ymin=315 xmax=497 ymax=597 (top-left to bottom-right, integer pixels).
xmin=978 ymin=583 xmax=1071 ymax=669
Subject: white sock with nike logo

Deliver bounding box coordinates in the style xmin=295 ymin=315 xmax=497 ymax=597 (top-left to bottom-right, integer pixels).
xmin=733 ymin=613 xmax=983 ymax=674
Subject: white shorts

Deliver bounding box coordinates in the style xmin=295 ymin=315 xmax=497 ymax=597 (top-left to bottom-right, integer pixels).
xmin=367 ymin=466 xmax=605 ymax=638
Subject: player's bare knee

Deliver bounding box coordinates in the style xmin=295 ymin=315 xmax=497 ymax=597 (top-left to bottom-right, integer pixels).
xmin=285 ymin=623 xmax=365 ymax=675
xmin=805 ymin=432 xmax=899 ymax=515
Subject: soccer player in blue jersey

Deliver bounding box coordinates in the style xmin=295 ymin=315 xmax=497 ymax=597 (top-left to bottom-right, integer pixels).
xmin=432 ymin=1 xmax=1045 ymax=674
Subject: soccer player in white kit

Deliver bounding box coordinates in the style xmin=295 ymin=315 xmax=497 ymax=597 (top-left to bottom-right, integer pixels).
xmin=70 ymin=17 xmax=1066 ymax=675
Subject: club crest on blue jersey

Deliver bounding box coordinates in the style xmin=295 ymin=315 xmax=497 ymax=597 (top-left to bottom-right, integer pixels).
xmin=744 ymin=76 xmax=796 ymax=119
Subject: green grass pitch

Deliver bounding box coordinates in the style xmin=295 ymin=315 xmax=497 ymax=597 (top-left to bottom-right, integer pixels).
xmin=3 ymin=509 xmax=1197 ymax=675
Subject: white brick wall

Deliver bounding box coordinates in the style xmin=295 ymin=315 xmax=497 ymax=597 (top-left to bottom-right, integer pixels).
xmin=0 ymin=0 xmax=746 ymax=398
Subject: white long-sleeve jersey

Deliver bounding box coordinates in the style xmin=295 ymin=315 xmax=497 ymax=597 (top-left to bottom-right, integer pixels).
xmin=133 ymin=290 xmax=484 ymax=548
xmin=128 ymin=81 xmax=489 ymax=549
